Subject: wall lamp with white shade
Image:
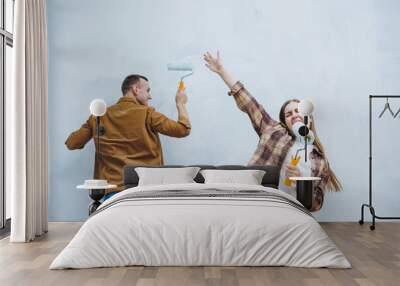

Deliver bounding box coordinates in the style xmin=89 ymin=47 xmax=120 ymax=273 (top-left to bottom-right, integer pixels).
xmin=289 ymin=99 xmax=319 ymax=210
xmin=297 ymin=99 xmax=314 ymax=162
xmin=89 ymin=99 xmax=107 ymax=178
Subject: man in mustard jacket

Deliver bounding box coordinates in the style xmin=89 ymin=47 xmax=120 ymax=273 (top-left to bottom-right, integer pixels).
xmin=65 ymin=74 xmax=191 ymax=197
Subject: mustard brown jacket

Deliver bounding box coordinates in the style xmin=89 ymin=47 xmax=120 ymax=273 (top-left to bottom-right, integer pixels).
xmin=65 ymin=96 xmax=191 ymax=192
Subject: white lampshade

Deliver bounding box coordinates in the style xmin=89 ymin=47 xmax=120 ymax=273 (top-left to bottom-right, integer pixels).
xmin=298 ymin=99 xmax=314 ymax=116
xmin=89 ymin=99 xmax=107 ymax=116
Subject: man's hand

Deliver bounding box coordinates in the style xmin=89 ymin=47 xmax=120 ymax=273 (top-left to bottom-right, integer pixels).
xmin=176 ymin=89 xmax=188 ymax=106
xmin=204 ymin=51 xmax=224 ymax=75
xmin=175 ymin=88 xmax=190 ymax=129
xmin=285 ymin=164 xmax=301 ymax=178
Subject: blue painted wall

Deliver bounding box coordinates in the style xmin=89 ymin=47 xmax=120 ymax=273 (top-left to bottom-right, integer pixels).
xmin=47 ymin=0 xmax=400 ymax=221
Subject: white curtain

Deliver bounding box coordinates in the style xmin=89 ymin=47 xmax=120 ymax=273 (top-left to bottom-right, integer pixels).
xmin=8 ymin=0 xmax=48 ymax=242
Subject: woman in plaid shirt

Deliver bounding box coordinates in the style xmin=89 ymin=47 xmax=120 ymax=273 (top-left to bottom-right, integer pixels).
xmin=204 ymin=52 xmax=342 ymax=211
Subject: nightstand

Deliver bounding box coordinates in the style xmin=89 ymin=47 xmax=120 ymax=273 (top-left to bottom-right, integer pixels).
xmin=77 ymin=183 xmax=117 ymax=215
xmin=289 ymin=177 xmax=321 ymax=210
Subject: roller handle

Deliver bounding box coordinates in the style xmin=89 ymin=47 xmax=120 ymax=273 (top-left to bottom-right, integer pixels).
xmin=178 ymin=80 xmax=185 ymax=92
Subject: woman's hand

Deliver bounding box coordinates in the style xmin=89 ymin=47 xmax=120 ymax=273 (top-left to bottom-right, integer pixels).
xmin=203 ymin=51 xmax=224 ymax=74
xmin=203 ymin=51 xmax=236 ymax=89
xmin=285 ymin=164 xmax=301 ymax=178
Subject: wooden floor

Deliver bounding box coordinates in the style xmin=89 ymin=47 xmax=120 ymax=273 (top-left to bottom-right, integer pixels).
xmin=0 ymin=222 xmax=399 ymax=286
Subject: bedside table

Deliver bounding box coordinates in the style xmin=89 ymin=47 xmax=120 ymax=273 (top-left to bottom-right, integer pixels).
xmin=289 ymin=177 xmax=321 ymax=210
xmin=77 ymin=183 xmax=117 ymax=215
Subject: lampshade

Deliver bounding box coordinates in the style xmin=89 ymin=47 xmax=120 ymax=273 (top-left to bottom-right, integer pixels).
xmin=89 ymin=99 xmax=107 ymax=116
xmin=298 ymin=99 xmax=314 ymax=116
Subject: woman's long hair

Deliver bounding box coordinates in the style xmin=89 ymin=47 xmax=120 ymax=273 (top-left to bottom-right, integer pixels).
xmin=279 ymin=99 xmax=342 ymax=192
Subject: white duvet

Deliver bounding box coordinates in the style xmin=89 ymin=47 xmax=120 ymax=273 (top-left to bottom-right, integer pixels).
xmin=50 ymin=183 xmax=351 ymax=269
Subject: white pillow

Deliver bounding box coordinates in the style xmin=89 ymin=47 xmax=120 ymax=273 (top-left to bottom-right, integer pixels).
xmin=135 ymin=167 xmax=200 ymax=186
xmin=200 ymin=169 xmax=266 ymax=185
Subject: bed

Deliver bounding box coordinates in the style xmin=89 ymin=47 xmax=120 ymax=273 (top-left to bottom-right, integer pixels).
xmin=50 ymin=165 xmax=350 ymax=269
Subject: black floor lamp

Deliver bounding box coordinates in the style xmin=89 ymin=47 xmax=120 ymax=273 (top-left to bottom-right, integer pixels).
xmin=298 ymin=99 xmax=314 ymax=162
xmin=289 ymin=99 xmax=321 ymax=210
xmin=86 ymin=99 xmax=108 ymax=213
xmin=89 ymin=99 xmax=107 ymax=176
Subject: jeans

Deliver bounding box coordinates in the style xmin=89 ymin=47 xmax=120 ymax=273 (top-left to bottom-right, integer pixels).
xmin=102 ymin=191 xmax=117 ymax=202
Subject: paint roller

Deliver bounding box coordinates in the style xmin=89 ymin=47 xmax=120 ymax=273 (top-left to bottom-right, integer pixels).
xmin=167 ymin=62 xmax=194 ymax=92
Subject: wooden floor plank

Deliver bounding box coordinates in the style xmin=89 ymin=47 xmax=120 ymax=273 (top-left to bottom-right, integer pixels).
xmin=0 ymin=222 xmax=399 ymax=286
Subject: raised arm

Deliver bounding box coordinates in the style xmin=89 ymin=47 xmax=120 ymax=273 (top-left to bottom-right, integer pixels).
xmin=148 ymin=89 xmax=191 ymax=137
xmin=204 ymin=51 xmax=236 ymax=89
xmin=203 ymin=51 xmax=277 ymax=136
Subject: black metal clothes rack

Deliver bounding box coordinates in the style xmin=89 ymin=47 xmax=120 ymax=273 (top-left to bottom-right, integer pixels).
xmin=359 ymin=95 xmax=400 ymax=230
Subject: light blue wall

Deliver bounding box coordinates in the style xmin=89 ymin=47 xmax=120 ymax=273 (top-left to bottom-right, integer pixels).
xmin=47 ymin=0 xmax=400 ymax=221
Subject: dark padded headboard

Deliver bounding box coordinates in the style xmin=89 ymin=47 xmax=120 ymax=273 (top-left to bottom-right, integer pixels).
xmin=123 ymin=165 xmax=280 ymax=189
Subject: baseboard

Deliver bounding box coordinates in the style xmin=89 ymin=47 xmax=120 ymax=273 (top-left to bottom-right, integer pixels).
xmin=0 ymin=218 xmax=11 ymax=239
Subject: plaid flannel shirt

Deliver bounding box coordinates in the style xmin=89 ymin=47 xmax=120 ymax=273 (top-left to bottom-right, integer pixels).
xmin=229 ymin=81 xmax=328 ymax=211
